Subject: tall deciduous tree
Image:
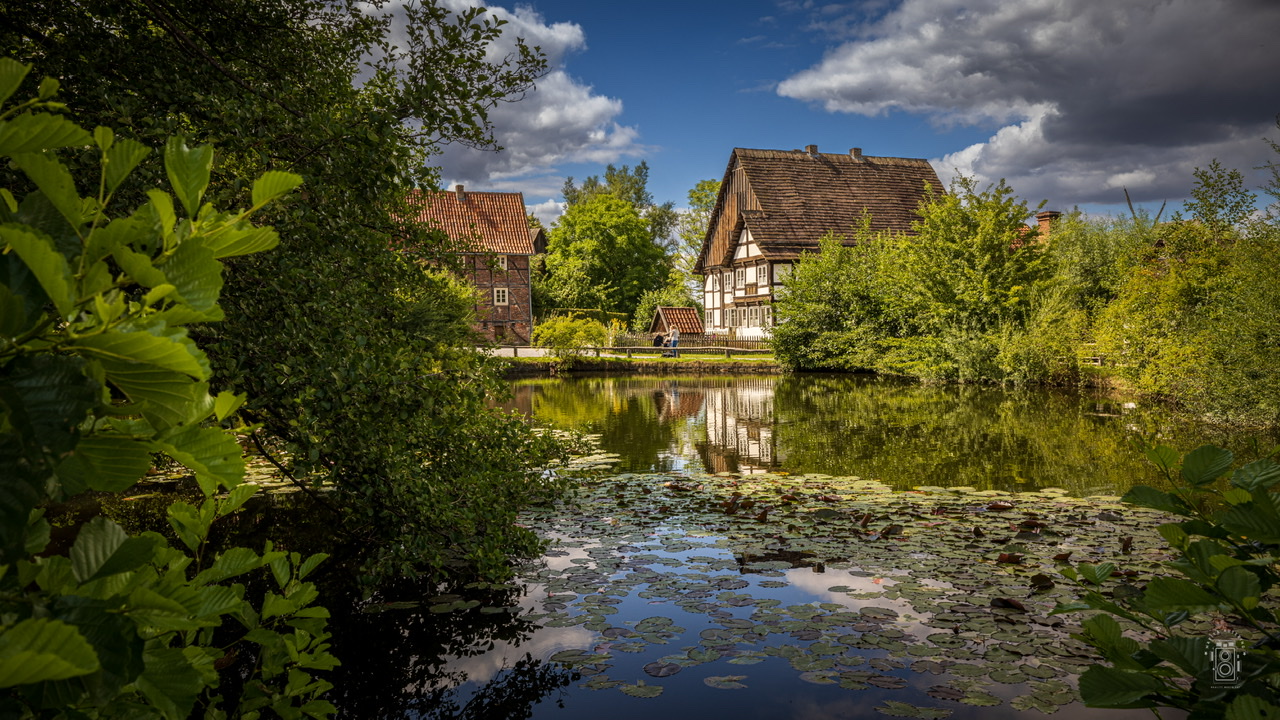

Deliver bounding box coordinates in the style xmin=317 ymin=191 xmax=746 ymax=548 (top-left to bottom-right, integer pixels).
xmin=562 ymin=161 xmax=678 ymax=246
xmin=544 ymin=193 xmax=667 ymax=320
xmin=1 ymin=1 xmax=565 ymax=583
xmin=674 ymin=178 xmax=720 ymax=298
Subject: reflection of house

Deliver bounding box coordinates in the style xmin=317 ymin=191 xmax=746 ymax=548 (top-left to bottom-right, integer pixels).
xmin=652 ymin=386 xmax=704 ymax=421
xmin=696 ymin=145 xmax=941 ymax=339
xmin=647 ymin=306 xmax=703 ymax=336
xmin=407 ymin=186 xmax=535 ymax=344
xmin=699 ymin=377 xmax=781 ymax=474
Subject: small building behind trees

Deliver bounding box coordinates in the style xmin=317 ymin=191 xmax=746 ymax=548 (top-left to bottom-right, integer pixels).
xmin=647 ymin=306 xmax=704 ymax=336
xmin=695 ymin=145 xmax=941 ymax=338
xmin=408 ymin=185 xmax=537 ymax=344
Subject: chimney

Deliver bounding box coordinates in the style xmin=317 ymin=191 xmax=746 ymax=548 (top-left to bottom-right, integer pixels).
xmin=1035 ymin=210 xmax=1061 ymax=237
xmin=454 ymin=184 xmax=466 ymax=201
xmin=805 ymin=144 xmax=819 ymax=155
xmin=850 ymin=148 xmax=864 ymax=161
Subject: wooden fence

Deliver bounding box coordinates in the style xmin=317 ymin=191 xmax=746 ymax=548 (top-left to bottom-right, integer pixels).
xmin=614 ymin=333 xmax=771 ymax=351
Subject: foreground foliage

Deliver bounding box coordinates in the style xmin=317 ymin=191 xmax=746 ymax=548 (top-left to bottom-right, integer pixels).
xmin=1056 ymin=444 xmax=1280 ymax=717
xmin=0 ymin=61 xmax=334 ymax=718
xmin=2 ymin=0 xmax=569 ymax=584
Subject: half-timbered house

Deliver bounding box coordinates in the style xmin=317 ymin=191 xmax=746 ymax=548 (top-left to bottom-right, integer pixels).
xmin=408 ymin=186 xmax=536 ymax=344
xmin=695 ymin=145 xmax=941 ymax=339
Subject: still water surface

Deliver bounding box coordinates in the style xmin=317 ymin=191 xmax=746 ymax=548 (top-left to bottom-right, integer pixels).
xmin=502 ymin=373 xmax=1273 ymax=495
xmin=330 ymin=375 xmax=1267 ymax=719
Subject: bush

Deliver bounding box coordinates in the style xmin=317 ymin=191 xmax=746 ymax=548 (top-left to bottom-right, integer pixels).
xmin=1055 ymin=443 xmax=1280 ymax=717
xmin=532 ymin=316 xmax=608 ymax=364
xmin=0 ymin=59 xmax=334 ymax=718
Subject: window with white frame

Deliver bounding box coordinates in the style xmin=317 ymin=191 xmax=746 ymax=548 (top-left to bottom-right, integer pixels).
xmin=775 ymin=263 xmax=791 ymax=281
xmin=704 ymin=310 xmax=711 ymax=328
xmin=723 ymin=271 xmax=732 ymax=290
xmin=495 ymin=255 xmax=507 ymax=271
xmin=493 ymin=288 xmax=509 ymax=306
xmin=735 ymin=267 xmax=745 ymax=288
xmin=727 ymin=308 xmax=737 ymax=327
xmin=763 ymin=305 xmax=773 ymax=326
xmin=756 ymin=264 xmax=768 ymax=285
xmin=749 ymin=306 xmax=760 ymax=326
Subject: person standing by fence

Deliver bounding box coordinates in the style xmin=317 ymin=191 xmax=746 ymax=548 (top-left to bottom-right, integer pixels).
xmin=670 ymin=326 xmax=680 ymax=358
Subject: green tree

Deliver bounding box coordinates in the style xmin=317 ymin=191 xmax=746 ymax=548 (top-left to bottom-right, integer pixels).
xmin=630 ymin=269 xmax=701 ymax=333
xmin=562 ymin=161 xmax=677 ymax=245
xmin=674 ymin=179 xmax=720 ymax=299
xmin=771 ymin=228 xmax=900 ymax=372
xmin=0 ymin=62 xmax=334 ymax=717
xmin=543 ymin=193 xmax=668 ymax=321
xmin=2 ymin=1 xmax=566 ymax=584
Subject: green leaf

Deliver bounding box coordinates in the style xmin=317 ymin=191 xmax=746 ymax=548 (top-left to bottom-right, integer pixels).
xmin=104 ymin=137 xmax=152 ymax=193
xmin=219 ymin=483 xmax=256 ymax=516
xmin=1079 ymin=562 xmax=1116 ymax=586
xmin=1143 ymin=577 xmax=1223 ymax=613
xmin=1219 ymin=494 xmax=1280 ymax=543
xmin=1077 ymin=666 xmax=1163 ymax=708
xmin=166 ymin=502 xmax=205 ymax=553
xmin=71 ymin=517 xmax=159 ymax=583
xmin=136 ymin=646 xmax=203 ymax=720
xmin=0 ymin=112 xmax=93 ymax=156
xmin=1147 ymin=635 xmax=1209 ymax=676
xmin=1121 ymin=485 xmax=1189 ymax=515
xmin=160 ymin=236 xmax=222 ymax=311
xmin=57 ymin=435 xmax=154 ymax=493
xmin=203 ymin=224 xmax=280 ymax=259
xmin=297 ymin=553 xmax=328 ymax=581
xmin=0 ymin=58 xmax=30 ymax=106
xmin=74 ymin=331 xmax=205 ymax=379
xmin=154 ymin=424 xmax=244 ymax=495
xmin=164 ymin=137 xmax=212 ymax=217
xmin=0 ymin=618 xmax=99 ymax=687
xmin=192 ymin=547 xmax=263 ymax=585
xmin=1 ymin=225 xmax=75 ymax=318
xmin=1181 ymin=446 xmax=1233 ymax=486
xmin=1232 ymin=458 xmax=1280 ymax=492
xmin=9 ymin=152 xmax=84 ymax=231
xmin=1144 ymin=445 xmax=1180 ymax=473
xmin=251 ymin=170 xmax=303 ymax=208
xmin=1216 ymin=566 xmax=1261 ymax=609
xmin=53 ymin=596 xmax=145 ymax=701
xmin=1225 ymin=695 xmax=1280 ymax=720
xmin=213 ymin=391 xmax=245 ymax=422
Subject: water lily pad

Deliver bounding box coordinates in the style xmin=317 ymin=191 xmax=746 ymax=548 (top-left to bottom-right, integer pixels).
xmin=619 ymin=680 xmax=664 ymax=698
xmin=867 ymin=674 xmax=907 ymax=689
xmin=960 ymin=691 xmax=1001 ymax=706
xmin=643 ymin=662 xmax=682 ymax=678
xmin=875 ymin=700 xmax=953 ymax=719
xmin=704 ymin=675 xmax=749 ymax=689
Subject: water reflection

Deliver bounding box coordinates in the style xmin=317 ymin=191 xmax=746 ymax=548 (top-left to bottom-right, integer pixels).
xmin=502 ymin=374 xmax=1276 ymax=495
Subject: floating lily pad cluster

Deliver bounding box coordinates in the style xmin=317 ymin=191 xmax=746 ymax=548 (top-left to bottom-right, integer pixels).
xmin=513 ymin=462 xmax=1210 ymax=716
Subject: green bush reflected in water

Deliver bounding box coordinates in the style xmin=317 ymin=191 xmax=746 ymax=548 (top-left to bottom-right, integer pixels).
xmin=506 ymin=374 xmax=1277 ymax=496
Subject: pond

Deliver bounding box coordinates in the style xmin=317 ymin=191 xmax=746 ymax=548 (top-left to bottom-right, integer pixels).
xmin=318 ymin=375 xmax=1274 ymax=718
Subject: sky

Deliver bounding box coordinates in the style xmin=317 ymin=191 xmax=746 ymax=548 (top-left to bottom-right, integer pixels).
xmin=427 ymin=0 xmax=1280 ymax=226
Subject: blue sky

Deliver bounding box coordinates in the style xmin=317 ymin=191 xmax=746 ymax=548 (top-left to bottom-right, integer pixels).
xmin=431 ymin=0 xmax=1280 ymax=225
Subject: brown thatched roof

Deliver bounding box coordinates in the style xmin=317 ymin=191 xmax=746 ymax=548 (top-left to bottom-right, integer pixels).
xmin=701 ymin=147 xmax=941 ymax=267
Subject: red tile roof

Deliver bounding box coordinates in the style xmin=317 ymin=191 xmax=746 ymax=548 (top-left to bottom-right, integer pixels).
xmin=650 ymin=306 xmax=704 ymax=335
xmin=406 ymin=188 xmax=535 ymax=254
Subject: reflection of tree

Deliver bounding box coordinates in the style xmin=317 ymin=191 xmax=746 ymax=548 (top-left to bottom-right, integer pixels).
xmin=323 ymin=582 xmax=575 ymax=719
xmin=770 ymin=374 xmax=1247 ymax=494
xmin=510 ymin=374 xmax=1277 ymax=494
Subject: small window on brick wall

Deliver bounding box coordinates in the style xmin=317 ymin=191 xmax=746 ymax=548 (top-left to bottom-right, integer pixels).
xmin=495 ymin=255 xmax=507 ymax=271
xmin=494 ymin=288 xmax=509 ymax=305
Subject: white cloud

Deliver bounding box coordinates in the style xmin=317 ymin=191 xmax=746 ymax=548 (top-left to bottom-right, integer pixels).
xmin=526 ymin=198 xmax=565 ymax=228
xmin=778 ymin=0 xmax=1280 ymax=208
xmin=430 ymin=1 xmax=648 ymax=209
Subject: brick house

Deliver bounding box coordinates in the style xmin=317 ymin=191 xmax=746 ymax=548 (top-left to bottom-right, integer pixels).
xmin=407 ymin=186 xmax=536 ymax=344
xmin=695 ymin=145 xmax=941 ymax=339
